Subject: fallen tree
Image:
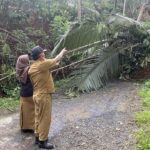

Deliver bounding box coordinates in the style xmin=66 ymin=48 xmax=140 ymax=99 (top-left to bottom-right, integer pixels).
xmin=51 ymin=14 xmax=150 ymax=92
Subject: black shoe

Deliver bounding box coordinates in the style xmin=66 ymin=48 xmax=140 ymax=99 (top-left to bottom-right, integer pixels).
xmin=39 ymin=140 xmax=54 ymax=149
xmin=35 ymin=137 xmax=48 ymax=144
xmin=21 ymin=129 xmax=34 ymax=133
xmin=35 ymin=137 xmax=39 ymax=144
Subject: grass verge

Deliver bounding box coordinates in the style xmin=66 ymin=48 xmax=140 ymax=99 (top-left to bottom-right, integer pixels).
xmin=0 ymin=98 xmax=19 ymax=112
xmin=136 ymin=80 xmax=150 ymax=150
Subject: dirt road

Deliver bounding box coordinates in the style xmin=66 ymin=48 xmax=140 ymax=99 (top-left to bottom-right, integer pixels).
xmin=0 ymin=81 xmax=141 ymax=150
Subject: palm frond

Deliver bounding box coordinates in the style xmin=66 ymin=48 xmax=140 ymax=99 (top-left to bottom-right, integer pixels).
xmin=68 ymin=45 xmax=133 ymax=92
xmin=51 ymin=14 xmax=148 ymax=92
xmin=51 ymin=21 xmax=109 ymax=57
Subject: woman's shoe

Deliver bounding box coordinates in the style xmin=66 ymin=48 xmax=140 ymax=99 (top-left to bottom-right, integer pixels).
xmin=35 ymin=137 xmax=39 ymax=144
xmin=38 ymin=140 xmax=54 ymax=149
xmin=21 ymin=129 xmax=34 ymax=133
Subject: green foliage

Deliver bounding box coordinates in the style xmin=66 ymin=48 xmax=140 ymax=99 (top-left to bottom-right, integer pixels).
xmin=2 ymin=43 xmax=11 ymax=55
xmin=52 ymin=17 xmax=150 ymax=92
xmin=143 ymin=97 xmax=150 ymax=107
xmin=0 ymin=98 xmax=19 ymax=111
xmin=65 ymin=89 xmax=80 ymax=98
xmin=0 ymin=65 xmax=18 ymax=97
xmin=52 ymin=22 xmax=107 ymax=56
xmin=0 ymin=0 xmax=75 ymax=97
xmin=1 ymin=86 xmax=20 ymax=98
xmin=140 ymin=89 xmax=150 ymax=98
xmin=136 ymin=111 xmax=150 ymax=124
xmin=136 ymin=80 xmax=150 ymax=150
xmin=143 ymin=23 xmax=150 ymax=30
xmin=12 ymin=30 xmax=33 ymax=53
xmin=136 ymin=128 xmax=150 ymax=150
xmin=55 ymin=78 xmax=70 ymax=88
xmin=55 ymin=78 xmax=80 ymax=98
xmin=51 ymin=15 xmax=70 ymax=41
xmin=77 ymin=48 xmax=120 ymax=92
xmin=0 ymin=0 xmax=149 ymax=95
xmin=139 ymin=81 xmax=150 ymax=108
xmin=52 ymin=21 xmax=114 ymax=92
xmin=143 ymin=39 xmax=150 ymax=47
xmin=138 ymin=81 xmax=150 ymax=108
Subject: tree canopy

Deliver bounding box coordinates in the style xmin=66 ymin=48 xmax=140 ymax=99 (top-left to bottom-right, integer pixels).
xmin=0 ymin=0 xmax=150 ymax=95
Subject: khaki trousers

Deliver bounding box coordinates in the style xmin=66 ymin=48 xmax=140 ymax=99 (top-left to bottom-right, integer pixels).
xmin=33 ymin=93 xmax=52 ymax=141
xmin=20 ymin=96 xmax=35 ymax=130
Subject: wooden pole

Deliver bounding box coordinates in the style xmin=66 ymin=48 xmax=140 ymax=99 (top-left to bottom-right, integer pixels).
xmin=67 ymin=40 xmax=110 ymax=54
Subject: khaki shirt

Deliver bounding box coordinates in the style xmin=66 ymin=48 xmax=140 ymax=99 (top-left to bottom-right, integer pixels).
xmin=28 ymin=59 xmax=57 ymax=94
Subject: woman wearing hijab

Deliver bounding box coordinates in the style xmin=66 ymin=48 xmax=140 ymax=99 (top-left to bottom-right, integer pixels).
xmin=16 ymin=54 xmax=35 ymax=132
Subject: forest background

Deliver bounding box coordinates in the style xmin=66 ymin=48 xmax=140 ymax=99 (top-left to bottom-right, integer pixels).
xmin=0 ymin=0 xmax=150 ymax=97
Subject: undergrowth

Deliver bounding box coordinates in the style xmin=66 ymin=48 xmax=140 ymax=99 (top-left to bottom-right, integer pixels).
xmin=136 ymin=80 xmax=150 ymax=150
xmin=0 ymin=98 xmax=19 ymax=112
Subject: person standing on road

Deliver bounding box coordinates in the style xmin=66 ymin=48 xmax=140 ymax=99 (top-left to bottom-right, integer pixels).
xmin=16 ymin=54 xmax=35 ymax=132
xmin=28 ymin=46 xmax=67 ymax=149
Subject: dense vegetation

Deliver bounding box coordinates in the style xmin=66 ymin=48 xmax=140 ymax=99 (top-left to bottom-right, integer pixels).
xmin=0 ymin=0 xmax=150 ymax=96
xmin=136 ymin=80 xmax=150 ymax=150
xmin=0 ymin=0 xmax=74 ymax=96
xmin=0 ymin=0 xmax=149 ymax=148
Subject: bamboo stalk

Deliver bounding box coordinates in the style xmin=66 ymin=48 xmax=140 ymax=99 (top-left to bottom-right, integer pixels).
xmin=52 ymin=55 xmax=96 ymax=73
xmin=5 ymin=107 xmax=14 ymax=112
xmin=67 ymin=40 xmax=111 ymax=54
xmin=0 ymin=27 xmax=25 ymax=44
xmin=0 ymin=44 xmax=141 ymax=81
xmin=52 ymin=43 xmax=140 ymax=73
xmin=0 ymin=73 xmax=10 ymax=76
xmin=0 ymin=72 xmax=15 ymax=81
xmin=115 ymin=14 xmax=142 ymax=25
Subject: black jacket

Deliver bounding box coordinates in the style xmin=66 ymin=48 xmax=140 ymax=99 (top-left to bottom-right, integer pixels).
xmin=20 ymin=77 xmax=33 ymax=97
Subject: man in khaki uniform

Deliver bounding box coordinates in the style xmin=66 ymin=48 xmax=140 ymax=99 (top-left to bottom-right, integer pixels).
xmin=28 ymin=46 xmax=67 ymax=149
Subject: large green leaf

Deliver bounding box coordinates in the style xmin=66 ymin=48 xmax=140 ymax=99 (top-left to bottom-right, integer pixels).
xmin=68 ymin=44 xmax=131 ymax=92
xmin=51 ymin=15 xmax=149 ymax=92
xmin=51 ymin=21 xmax=109 ymax=57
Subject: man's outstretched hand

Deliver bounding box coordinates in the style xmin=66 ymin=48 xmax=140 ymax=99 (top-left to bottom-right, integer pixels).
xmin=55 ymin=48 xmax=68 ymax=62
xmin=61 ymin=48 xmax=68 ymax=55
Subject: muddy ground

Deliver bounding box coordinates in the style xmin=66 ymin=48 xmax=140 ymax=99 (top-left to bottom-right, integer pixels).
xmin=0 ymin=81 xmax=142 ymax=150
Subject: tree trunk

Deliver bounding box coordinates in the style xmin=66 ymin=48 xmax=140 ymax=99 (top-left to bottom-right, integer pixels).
xmin=147 ymin=0 xmax=150 ymax=4
xmin=137 ymin=3 xmax=147 ymax=22
xmin=123 ymin=0 xmax=127 ymax=16
xmin=114 ymin=0 xmax=117 ymax=9
xmin=77 ymin=0 xmax=82 ymax=22
xmin=113 ymin=0 xmax=118 ymax=12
